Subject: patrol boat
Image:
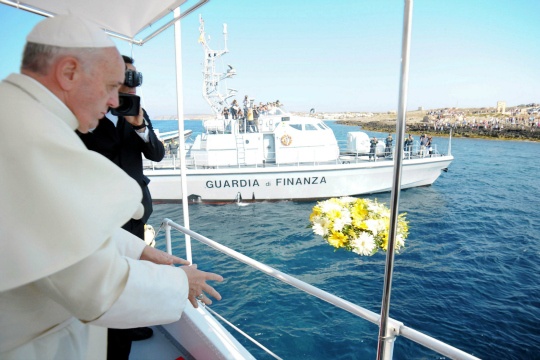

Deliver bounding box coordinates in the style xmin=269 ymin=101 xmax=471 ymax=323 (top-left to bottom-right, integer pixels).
xmin=143 ymin=15 xmax=453 ymax=203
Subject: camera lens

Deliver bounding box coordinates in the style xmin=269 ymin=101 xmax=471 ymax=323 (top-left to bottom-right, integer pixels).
xmin=124 ymin=70 xmax=143 ymax=87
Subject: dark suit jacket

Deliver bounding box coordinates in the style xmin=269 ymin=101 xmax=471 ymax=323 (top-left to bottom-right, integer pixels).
xmin=77 ymin=109 xmax=165 ymax=224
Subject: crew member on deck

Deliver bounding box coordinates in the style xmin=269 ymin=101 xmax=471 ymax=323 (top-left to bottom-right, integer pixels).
xmin=385 ymin=134 xmax=393 ymax=157
xmin=369 ymin=136 xmax=378 ymax=161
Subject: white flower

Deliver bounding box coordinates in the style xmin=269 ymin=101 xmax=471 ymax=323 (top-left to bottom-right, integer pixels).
xmin=340 ymin=196 xmax=357 ymax=204
xmin=364 ymin=219 xmax=385 ymax=236
xmin=319 ymin=201 xmax=342 ymax=214
xmin=351 ymin=232 xmax=376 ymax=256
xmin=312 ymin=222 xmax=326 ymax=236
xmin=312 ymin=217 xmax=330 ymax=236
xmin=333 ymin=218 xmax=345 ymax=232
xmin=395 ymin=234 xmax=405 ymax=249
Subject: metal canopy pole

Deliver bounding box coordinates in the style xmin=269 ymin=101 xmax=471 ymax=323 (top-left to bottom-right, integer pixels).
xmin=173 ymin=7 xmax=193 ymax=264
xmin=377 ymin=1 xmax=414 ymax=359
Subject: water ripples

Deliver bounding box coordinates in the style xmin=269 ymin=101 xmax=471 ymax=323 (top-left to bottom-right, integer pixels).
xmin=149 ymin=122 xmax=540 ymax=359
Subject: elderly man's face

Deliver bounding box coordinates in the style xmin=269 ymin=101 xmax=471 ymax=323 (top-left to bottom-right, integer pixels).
xmin=70 ymin=48 xmax=125 ymax=133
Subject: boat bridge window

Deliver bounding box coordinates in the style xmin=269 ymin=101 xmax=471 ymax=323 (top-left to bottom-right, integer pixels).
xmin=317 ymin=122 xmax=329 ymax=130
xmin=289 ymin=124 xmax=302 ymax=131
xmin=305 ymin=124 xmax=318 ymax=131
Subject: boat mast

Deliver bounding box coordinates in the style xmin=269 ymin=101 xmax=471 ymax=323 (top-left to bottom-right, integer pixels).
xmin=199 ymin=15 xmax=237 ymax=117
xmin=377 ymin=1 xmax=413 ymax=359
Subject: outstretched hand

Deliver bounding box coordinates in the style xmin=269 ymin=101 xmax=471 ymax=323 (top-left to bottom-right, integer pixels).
xmin=180 ymin=264 xmax=224 ymax=308
xmin=140 ymin=245 xmax=190 ymax=266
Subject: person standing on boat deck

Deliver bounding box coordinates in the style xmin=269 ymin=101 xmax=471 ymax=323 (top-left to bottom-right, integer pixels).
xmin=419 ymin=133 xmax=428 ymax=157
xmin=243 ymin=94 xmax=249 ymax=114
xmin=76 ymin=55 xmax=165 ymax=357
xmin=426 ymin=136 xmax=433 ymax=157
xmin=385 ymin=133 xmax=393 ymax=157
xmin=0 ymin=15 xmax=223 ymax=360
xmin=237 ymin=107 xmax=245 ymax=132
xmin=253 ymin=105 xmax=260 ymax=132
xmin=169 ymin=138 xmax=179 ymax=158
xmin=369 ymin=136 xmax=378 ymax=161
xmin=247 ymin=107 xmax=256 ymax=132
xmin=230 ymin=99 xmax=239 ymax=119
xmin=77 ymin=55 xmax=164 ymax=241
xmin=404 ymin=134 xmax=414 ymax=157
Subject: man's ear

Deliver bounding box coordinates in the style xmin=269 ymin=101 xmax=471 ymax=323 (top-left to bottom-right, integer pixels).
xmin=55 ymin=56 xmax=80 ymax=91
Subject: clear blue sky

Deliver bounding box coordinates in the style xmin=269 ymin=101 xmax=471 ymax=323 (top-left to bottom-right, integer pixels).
xmin=1 ymin=0 xmax=539 ymax=117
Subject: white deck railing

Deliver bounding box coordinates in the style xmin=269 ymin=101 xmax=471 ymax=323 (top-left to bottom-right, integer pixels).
xmin=162 ymin=218 xmax=480 ymax=360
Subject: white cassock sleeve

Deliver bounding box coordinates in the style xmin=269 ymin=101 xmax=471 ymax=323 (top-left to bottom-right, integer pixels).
xmin=34 ymin=235 xmax=188 ymax=328
xmin=112 ymin=227 xmax=147 ymax=260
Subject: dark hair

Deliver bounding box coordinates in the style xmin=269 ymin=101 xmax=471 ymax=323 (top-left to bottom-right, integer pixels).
xmin=122 ymin=55 xmax=134 ymax=65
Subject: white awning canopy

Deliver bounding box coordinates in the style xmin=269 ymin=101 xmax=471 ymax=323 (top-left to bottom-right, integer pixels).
xmin=0 ymin=0 xmax=209 ymax=44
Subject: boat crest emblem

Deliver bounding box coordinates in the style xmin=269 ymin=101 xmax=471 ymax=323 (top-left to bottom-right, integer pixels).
xmin=281 ymin=134 xmax=292 ymax=146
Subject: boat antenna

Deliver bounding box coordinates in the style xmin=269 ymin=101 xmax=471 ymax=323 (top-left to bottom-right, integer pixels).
xmin=199 ymin=15 xmax=237 ymax=117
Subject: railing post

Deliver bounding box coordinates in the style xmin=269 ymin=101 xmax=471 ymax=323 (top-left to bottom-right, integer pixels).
xmin=164 ymin=220 xmax=172 ymax=255
xmin=377 ymin=0 xmax=413 ymax=359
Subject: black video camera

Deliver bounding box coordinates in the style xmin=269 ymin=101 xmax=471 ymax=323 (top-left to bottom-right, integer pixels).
xmin=124 ymin=69 xmax=143 ymax=88
xmin=111 ymin=93 xmax=140 ymax=116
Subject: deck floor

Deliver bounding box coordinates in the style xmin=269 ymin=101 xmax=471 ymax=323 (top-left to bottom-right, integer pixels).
xmin=130 ymin=326 xmax=191 ymax=360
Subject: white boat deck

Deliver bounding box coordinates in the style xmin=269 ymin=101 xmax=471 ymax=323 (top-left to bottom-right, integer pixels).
xmin=131 ymin=326 xmax=191 ymax=360
xmin=144 ymin=149 xmax=446 ymax=171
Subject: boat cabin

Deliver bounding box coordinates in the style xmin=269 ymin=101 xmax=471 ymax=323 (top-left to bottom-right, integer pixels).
xmin=188 ymin=109 xmax=340 ymax=167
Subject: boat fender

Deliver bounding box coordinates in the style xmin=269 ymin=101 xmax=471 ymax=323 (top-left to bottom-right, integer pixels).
xmin=281 ymin=134 xmax=292 ymax=146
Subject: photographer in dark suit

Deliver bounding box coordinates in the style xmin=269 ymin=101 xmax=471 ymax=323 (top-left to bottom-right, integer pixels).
xmin=76 ymin=55 xmax=165 ymax=358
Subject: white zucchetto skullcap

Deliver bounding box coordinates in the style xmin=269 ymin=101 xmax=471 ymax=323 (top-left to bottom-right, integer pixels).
xmin=27 ymin=15 xmax=115 ymax=48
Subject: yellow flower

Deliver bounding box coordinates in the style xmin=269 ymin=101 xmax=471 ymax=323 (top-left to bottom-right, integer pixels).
xmin=328 ymin=231 xmax=348 ymax=248
xmin=326 ymin=209 xmax=342 ymax=222
xmin=310 ymin=207 xmax=322 ymax=222
xmin=353 ymin=220 xmax=369 ymax=231
xmin=380 ymin=232 xmax=389 ymax=251
xmin=351 ymin=202 xmax=368 ymax=220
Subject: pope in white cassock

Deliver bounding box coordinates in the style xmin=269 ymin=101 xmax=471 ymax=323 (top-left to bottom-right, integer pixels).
xmin=0 ymin=15 xmax=223 ymax=359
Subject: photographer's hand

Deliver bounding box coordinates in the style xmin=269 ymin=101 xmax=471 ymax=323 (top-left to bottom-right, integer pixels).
xmin=125 ymin=106 xmax=145 ymax=128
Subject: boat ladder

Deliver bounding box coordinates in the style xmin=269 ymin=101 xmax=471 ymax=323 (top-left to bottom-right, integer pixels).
xmin=236 ymin=135 xmax=246 ymax=166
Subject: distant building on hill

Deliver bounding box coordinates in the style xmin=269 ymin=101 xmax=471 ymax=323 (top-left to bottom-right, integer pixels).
xmin=497 ymin=101 xmax=506 ymax=113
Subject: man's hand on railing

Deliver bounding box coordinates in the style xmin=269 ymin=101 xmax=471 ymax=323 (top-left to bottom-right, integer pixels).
xmin=140 ymin=245 xmax=191 ymax=266
xmin=180 ymin=264 xmax=224 ymax=308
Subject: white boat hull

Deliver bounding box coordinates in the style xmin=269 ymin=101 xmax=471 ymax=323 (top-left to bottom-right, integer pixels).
xmin=146 ymin=155 xmax=453 ymax=203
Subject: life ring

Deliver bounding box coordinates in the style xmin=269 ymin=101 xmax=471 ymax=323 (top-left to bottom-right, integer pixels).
xmin=281 ymin=134 xmax=292 ymax=146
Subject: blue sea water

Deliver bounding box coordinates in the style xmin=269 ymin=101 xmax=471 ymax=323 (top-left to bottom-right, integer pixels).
xmin=149 ymin=120 xmax=540 ymax=359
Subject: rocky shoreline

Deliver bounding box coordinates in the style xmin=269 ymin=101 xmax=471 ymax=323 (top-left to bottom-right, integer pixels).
xmin=166 ymin=108 xmax=540 ymax=142
xmin=336 ymin=119 xmax=540 ymax=141
xmin=297 ymin=109 xmax=540 ymax=142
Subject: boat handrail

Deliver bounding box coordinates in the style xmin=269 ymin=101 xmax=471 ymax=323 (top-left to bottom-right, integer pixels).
xmin=161 ymin=218 xmax=479 ymax=360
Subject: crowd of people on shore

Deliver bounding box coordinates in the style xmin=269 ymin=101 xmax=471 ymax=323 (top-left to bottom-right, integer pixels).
xmin=425 ymin=109 xmax=539 ymax=132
